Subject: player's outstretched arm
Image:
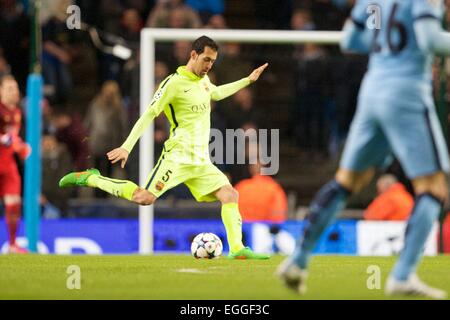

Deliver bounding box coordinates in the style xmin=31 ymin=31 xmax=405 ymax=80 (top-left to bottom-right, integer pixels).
xmin=414 ymin=18 xmax=450 ymax=55
xmin=211 ymin=63 xmax=269 ymax=101
xmin=107 ymin=147 xmax=129 ymax=169
xmin=119 ymin=74 xmax=175 ymax=157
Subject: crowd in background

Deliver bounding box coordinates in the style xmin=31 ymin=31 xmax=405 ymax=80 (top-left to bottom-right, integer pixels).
xmin=1 ymin=0 xmax=450 ymax=218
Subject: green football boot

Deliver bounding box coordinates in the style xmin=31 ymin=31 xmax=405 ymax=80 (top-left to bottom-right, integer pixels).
xmin=228 ymin=247 xmax=270 ymax=260
xmin=59 ymin=168 xmax=100 ymax=188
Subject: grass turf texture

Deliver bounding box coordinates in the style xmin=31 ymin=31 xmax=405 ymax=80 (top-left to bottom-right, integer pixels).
xmin=0 ymin=255 xmax=449 ymax=299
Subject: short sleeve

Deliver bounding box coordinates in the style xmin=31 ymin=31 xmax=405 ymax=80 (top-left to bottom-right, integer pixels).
xmin=412 ymin=0 xmax=444 ymax=21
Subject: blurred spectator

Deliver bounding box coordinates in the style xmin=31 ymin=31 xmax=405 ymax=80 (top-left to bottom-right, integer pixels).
xmin=96 ymin=7 xmax=141 ymax=84
xmin=236 ymin=152 xmax=291 ymax=255
xmin=146 ymin=0 xmax=201 ymax=28
xmin=226 ymin=87 xmax=261 ymax=130
xmin=291 ymin=8 xmax=316 ymax=31
xmin=207 ymin=71 xmax=227 ymax=172
xmin=51 ymin=108 xmax=90 ymax=170
xmin=122 ymin=52 xmax=140 ymax=106
xmin=255 ymin=0 xmax=293 ymax=30
xmin=155 ymin=60 xmax=170 ymax=83
xmin=292 ymin=43 xmax=330 ymax=156
xmin=41 ymin=132 xmax=72 ymax=216
xmin=214 ymin=43 xmax=252 ymax=112
xmin=153 ymin=66 xmax=171 ymax=155
xmin=97 ymin=0 xmax=125 ymax=34
xmin=215 ymin=43 xmax=252 ymax=84
xmin=185 ymin=0 xmax=224 ymax=24
xmin=120 ymin=8 xmax=144 ymax=42
xmin=298 ymin=0 xmax=349 ymax=30
xmin=329 ymin=0 xmax=354 ymax=10
xmin=39 ymin=0 xmax=57 ymax=25
xmin=41 ymin=0 xmax=77 ymax=104
xmin=0 ymin=0 xmax=30 ymax=90
xmin=41 ymin=99 xmax=56 ymax=136
xmin=85 ymin=81 xmax=127 ymax=183
xmin=204 ymin=14 xmax=227 ymax=29
xmin=363 ymin=174 xmax=414 ymax=221
xmin=148 ymin=0 xmax=202 ymax=66
xmin=223 ymin=87 xmax=261 ymax=183
xmin=235 ymin=156 xmax=288 ymax=223
xmin=123 ymin=0 xmax=154 ymax=20
xmin=168 ymin=40 xmax=192 ymax=70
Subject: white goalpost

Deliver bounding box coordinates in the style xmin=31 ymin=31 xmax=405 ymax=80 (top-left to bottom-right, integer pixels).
xmin=139 ymin=28 xmax=342 ymax=254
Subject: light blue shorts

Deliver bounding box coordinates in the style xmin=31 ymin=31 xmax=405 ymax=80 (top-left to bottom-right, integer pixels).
xmin=340 ymin=92 xmax=449 ymax=179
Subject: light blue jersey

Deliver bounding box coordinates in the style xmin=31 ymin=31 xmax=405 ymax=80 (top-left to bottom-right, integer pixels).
xmin=352 ymin=0 xmax=443 ymax=82
xmin=340 ymin=0 xmax=449 ymax=178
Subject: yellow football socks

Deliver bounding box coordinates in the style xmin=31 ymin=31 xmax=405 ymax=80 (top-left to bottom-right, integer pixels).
xmin=221 ymin=203 xmax=245 ymax=253
xmin=87 ymin=175 xmax=138 ymax=201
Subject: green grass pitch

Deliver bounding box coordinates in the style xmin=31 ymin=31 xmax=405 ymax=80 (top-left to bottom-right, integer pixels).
xmin=1 ymin=255 xmax=449 ymax=299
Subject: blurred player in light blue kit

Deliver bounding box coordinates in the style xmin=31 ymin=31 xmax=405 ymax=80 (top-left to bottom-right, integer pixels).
xmin=278 ymin=0 xmax=450 ymax=299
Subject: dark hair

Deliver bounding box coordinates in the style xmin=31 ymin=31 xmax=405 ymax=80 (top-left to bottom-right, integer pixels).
xmin=192 ymin=36 xmax=219 ymax=54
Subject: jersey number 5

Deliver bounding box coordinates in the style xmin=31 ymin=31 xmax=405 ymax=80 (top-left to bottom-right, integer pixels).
xmin=162 ymin=170 xmax=173 ymax=183
xmin=372 ymin=3 xmax=407 ymax=54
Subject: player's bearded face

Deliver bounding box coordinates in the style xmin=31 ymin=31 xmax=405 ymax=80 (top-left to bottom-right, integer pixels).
xmin=193 ymin=46 xmax=217 ymax=77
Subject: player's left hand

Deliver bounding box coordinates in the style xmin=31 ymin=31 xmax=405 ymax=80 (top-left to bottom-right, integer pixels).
xmin=248 ymin=63 xmax=269 ymax=83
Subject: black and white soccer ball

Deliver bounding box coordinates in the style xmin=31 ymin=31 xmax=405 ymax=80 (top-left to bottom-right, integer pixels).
xmin=191 ymin=232 xmax=223 ymax=259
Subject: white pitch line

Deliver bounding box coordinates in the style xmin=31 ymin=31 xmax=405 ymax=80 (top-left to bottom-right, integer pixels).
xmin=175 ymin=268 xmax=206 ymax=274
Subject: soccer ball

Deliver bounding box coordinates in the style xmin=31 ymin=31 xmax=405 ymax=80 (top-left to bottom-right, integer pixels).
xmin=191 ymin=232 xmax=223 ymax=259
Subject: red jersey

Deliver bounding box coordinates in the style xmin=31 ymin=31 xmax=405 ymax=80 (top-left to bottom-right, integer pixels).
xmin=0 ymin=102 xmax=22 ymax=162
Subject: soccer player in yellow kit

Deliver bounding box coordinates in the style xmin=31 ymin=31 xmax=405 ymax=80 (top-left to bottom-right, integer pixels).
xmin=60 ymin=36 xmax=269 ymax=259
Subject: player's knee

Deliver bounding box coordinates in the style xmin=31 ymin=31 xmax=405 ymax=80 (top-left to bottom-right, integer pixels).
xmin=4 ymin=195 xmax=21 ymax=206
xmin=132 ymin=189 xmax=156 ymax=206
xmin=229 ymin=188 xmax=239 ymax=203
xmin=219 ymin=186 xmax=239 ymax=203
xmin=335 ymin=168 xmax=374 ymax=193
xmin=413 ymin=172 xmax=448 ymax=203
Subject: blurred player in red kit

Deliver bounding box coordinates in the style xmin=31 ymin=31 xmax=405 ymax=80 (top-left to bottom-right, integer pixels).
xmin=0 ymin=75 xmax=31 ymax=254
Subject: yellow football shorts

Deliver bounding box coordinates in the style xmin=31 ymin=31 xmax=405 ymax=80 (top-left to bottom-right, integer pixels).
xmin=144 ymin=153 xmax=230 ymax=202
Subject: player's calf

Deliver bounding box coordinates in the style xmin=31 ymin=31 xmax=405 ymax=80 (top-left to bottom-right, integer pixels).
xmin=388 ymin=172 xmax=447 ymax=292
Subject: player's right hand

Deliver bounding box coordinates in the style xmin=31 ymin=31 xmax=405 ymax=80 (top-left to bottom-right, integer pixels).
xmin=107 ymin=147 xmax=129 ymax=168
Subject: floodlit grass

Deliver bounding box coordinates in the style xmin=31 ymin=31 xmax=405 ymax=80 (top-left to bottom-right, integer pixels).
xmin=0 ymin=254 xmax=449 ymax=300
